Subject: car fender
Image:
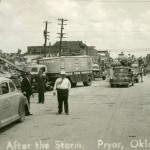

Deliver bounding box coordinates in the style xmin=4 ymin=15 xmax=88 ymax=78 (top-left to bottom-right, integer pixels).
xmin=18 ymin=95 xmax=29 ymax=115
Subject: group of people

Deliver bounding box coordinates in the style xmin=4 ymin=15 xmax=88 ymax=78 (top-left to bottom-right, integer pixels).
xmin=20 ymin=69 xmax=71 ymax=116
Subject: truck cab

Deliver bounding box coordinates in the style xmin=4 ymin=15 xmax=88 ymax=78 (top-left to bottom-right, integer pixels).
xmin=28 ymin=64 xmax=47 ymax=92
xmin=28 ymin=64 xmax=47 ymax=75
xmin=92 ymin=64 xmax=101 ymax=78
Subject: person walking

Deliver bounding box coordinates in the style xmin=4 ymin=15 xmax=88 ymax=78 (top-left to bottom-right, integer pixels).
xmin=36 ymin=69 xmax=47 ymax=104
xmin=53 ymin=70 xmax=71 ymax=115
xmin=21 ymin=72 xmax=33 ymax=115
xmin=139 ymin=66 xmax=143 ymax=82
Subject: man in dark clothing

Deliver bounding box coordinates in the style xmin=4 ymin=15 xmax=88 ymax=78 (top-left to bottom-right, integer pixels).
xmin=21 ymin=72 xmax=33 ymax=115
xmin=129 ymin=68 xmax=134 ymax=86
xmin=36 ymin=69 xmax=47 ymax=104
xmin=139 ymin=66 xmax=144 ymax=82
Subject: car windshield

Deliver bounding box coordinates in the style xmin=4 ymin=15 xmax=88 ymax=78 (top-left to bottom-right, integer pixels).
xmin=131 ymin=64 xmax=139 ymax=68
xmin=31 ymin=67 xmax=38 ymax=72
xmin=93 ymin=66 xmax=99 ymax=69
xmin=114 ymin=68 xmax=128 ymax=73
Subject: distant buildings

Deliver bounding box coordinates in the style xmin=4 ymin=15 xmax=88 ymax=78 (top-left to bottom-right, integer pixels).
xmin=27 ymin=41 xmax=97 ymax=57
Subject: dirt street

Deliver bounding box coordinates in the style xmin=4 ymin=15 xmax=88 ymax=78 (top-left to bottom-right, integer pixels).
xmin=0 ymin=75 xmax=150 ymax=150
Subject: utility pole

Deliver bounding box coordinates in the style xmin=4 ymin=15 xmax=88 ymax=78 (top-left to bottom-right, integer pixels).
xmin=43 ymin=21 xmax=50 ymax=57
xmin=84 ymin=40 xmax=88 ymax=55
xmin=57 ymin=18 xmax=67 ymax=57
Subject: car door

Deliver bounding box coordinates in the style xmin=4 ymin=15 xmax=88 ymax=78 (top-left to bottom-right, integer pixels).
xmin=8 ymin=81 xmax=20 ymax=118
xmin=0 ymin=81 xmax=11 ymax=126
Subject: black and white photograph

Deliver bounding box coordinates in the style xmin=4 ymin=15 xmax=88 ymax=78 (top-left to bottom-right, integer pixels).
xmin=0 ymin=0 xmax=150 ymax=149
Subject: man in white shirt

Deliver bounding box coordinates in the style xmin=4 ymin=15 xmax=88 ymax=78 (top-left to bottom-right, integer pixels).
xmin=53 ymin=70 xmax=71 ymax=115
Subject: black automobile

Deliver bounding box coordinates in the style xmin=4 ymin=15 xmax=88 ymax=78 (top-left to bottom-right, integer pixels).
xmin=110 ymin=66 xmax=134 ymax=87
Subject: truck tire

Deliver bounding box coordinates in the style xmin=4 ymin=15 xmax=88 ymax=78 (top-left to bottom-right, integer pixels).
xmin=102 ymin=76 xmax=106 ymax=80
xmin=83 ymin=76 xmax=92 ymax=86
xmin=71 ymin=82 xmax=77 ymax=87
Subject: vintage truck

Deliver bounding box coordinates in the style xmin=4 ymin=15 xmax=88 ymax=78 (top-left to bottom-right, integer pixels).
xmin=92 ymin=64 xmax=101 ymax=78
xmin=29 ymin=56 xmax=93 ymax=90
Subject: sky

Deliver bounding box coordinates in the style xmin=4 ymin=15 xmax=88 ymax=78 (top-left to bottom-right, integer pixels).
xmin=1 ymin=0 xmax=150 ymax=57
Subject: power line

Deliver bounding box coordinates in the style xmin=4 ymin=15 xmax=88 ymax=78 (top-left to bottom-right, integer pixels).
xmin=23 ymin=0 xmax=55 ymax=21
xmin=38 ymin=0 xmax=58 ymax=20
xmin=22 ymin=0 xmax=49 ymax=20
xmin=32 ymin=0 xmax=58 ymax=21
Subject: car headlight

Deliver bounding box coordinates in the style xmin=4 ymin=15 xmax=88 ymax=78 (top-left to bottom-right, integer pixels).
xmin=124 ymin=77 xmax=128 ymax=80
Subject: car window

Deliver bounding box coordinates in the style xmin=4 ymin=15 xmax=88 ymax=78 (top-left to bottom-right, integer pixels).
xmin=93 ymin=66 xmax=99 ymax=69
xmin=115 ymin=68 xmax=128 ymax=73
xmin=9 ymin=82 xmax=15 ymax=92
xmin=41 ymin=67 xmax=46 ymax=72
xmin=31 ymin=67 xmax=38 ymax=72
xmin=0 ymin=82 xmax=9 ymax=95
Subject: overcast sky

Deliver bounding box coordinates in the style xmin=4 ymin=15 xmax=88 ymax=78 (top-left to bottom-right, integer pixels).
xmin=1 ymin=0 xmax=150 ymax=57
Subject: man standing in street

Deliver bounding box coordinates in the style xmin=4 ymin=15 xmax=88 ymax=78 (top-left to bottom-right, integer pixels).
xmin=21 ymin=72 xmax=33 ymax=115
xmin=37 ymin=69 xmax=47 ymax=104
xmin=139 ymin=65 xmax=144 ymax=82
xmin=53 ymin=70 xmax=71 ymax=115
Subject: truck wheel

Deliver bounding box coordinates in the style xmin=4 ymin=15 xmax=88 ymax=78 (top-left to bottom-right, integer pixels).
xmin=102 ymin=76 xmax=106 ymax=80
xmin=110 ymin=84 xmax=114 ymax=88
xmin=18 ymin=102 xmax=25 ymax=123
xmin=83 ymin=76 xmax=92 ymax=86
xmin=71 ymin=83 xmax=77 ymax=87
xmin=137 ymin=79 xmax=139 ymax=83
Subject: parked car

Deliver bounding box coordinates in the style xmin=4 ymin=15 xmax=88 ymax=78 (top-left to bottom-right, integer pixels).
xmin=110 ymin=66 xmax=134 ymax=87
xmin=0 ymin=77 xmax=30 ymax=128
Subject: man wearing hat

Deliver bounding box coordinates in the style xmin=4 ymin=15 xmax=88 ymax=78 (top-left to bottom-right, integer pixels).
xmin=53 ymin=70 xmax=71 ymax=115
xmin=21 ymin=71 xmax=33 ymax=115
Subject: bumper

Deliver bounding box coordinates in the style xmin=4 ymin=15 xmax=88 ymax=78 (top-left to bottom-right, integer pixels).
xmin=110 ymin=81 xmax=129 ymax=85
xmin=110 ymin=82 xmax=129 ymax=85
